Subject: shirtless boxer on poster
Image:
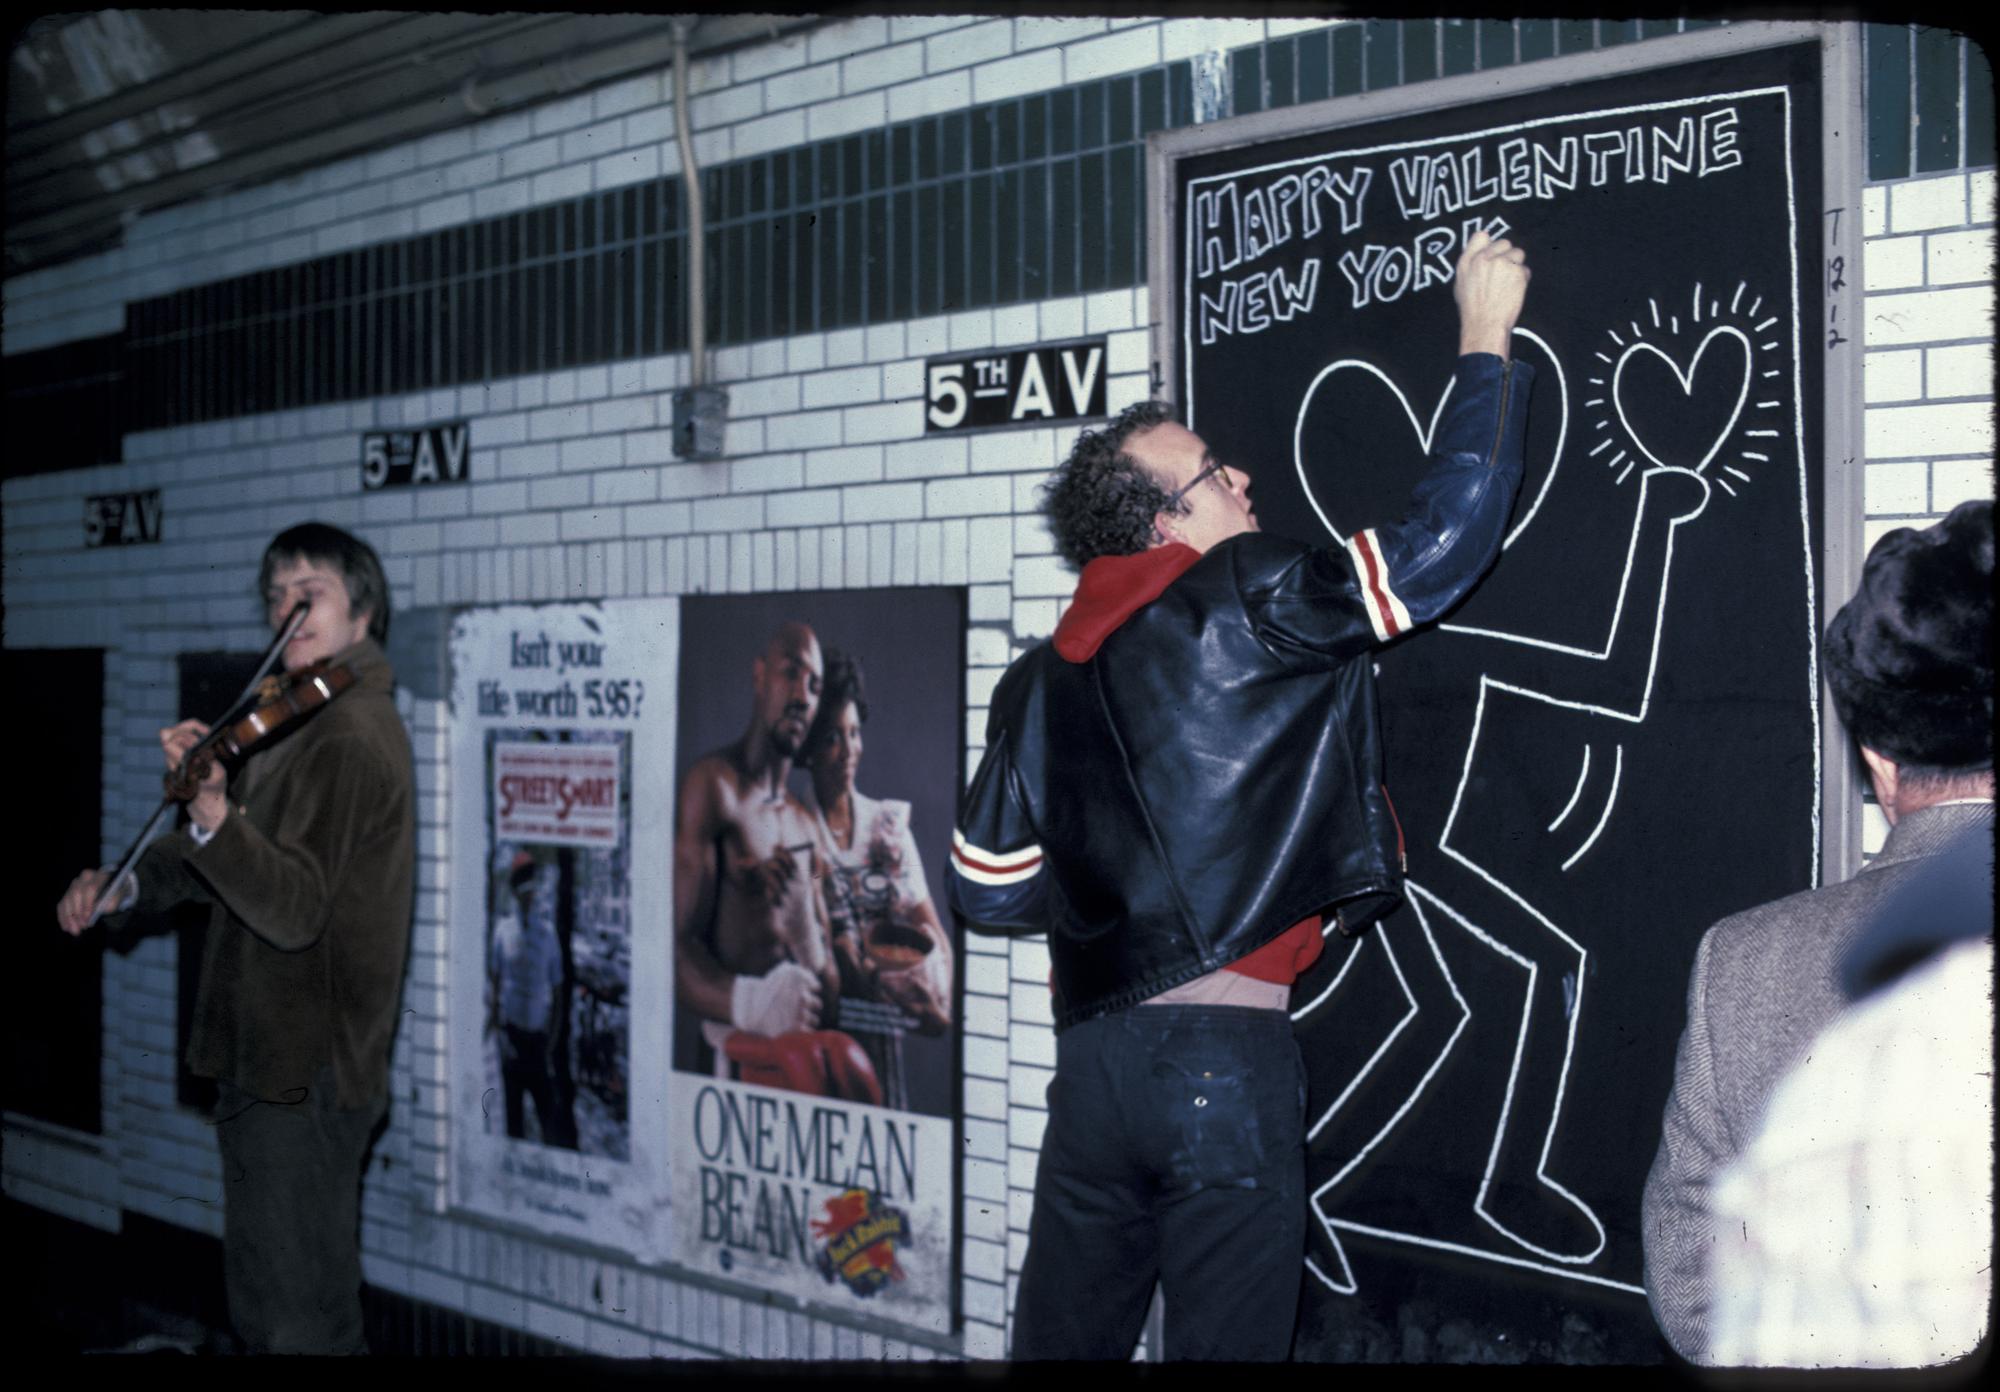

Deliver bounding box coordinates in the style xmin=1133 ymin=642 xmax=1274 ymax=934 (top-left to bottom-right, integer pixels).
xmin=672 ymin=621 xmax=874 ymax=1099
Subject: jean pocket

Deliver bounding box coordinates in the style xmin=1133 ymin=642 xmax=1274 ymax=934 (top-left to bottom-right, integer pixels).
xmin=1150 ymin=1050 xmax=1279 ymax=1195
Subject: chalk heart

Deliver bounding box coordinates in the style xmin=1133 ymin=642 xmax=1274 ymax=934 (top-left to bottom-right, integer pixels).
xmin=1293 ymin=361 xmax=1444 ymax=547
xmin=1293 ymin=330 xmax=1564 ymax=552
xmin=1611 ymin=326 xmax=1751 ymax=475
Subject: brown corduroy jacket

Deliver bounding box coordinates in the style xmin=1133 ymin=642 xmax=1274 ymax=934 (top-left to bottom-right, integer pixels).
xmin=131 ymin=637 xmax=415 ymax=1110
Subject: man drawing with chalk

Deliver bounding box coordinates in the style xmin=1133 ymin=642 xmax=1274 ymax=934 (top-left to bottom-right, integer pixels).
xmin=949 ymin=230 xmax=1535 ymax=1360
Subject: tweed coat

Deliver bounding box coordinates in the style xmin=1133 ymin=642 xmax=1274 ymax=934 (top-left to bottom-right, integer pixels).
xmin=1639 ymin=799 xmax=1995 ymax=1363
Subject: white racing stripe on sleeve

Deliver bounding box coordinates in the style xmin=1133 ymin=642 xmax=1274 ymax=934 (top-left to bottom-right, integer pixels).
xmin=951 ymin=856 xmax=1044 ymax=888
xmin=951 ymin=829 xmax=1044 ymax=886
xmin=1346 ymin=528 xmax=1413 ymax=641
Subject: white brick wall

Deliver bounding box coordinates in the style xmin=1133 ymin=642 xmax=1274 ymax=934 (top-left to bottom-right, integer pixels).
xmin=0 ymin=255 xmax=1146 ymax=1360
xmin=6 ymin=14 xmax=1991 ymax=1365
xmin=1860 ymin=170 xmax=1996 ymax=538
xmin=1855 ymin=167 xmax=1994 ymax=854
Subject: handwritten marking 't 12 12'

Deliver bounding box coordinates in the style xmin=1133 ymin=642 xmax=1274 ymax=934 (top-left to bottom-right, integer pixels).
xmin=1824 ymin=207 xmax=1849 ymax=351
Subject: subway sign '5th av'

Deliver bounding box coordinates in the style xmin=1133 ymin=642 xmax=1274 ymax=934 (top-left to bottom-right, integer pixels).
xmin=924 ymin=336 xmax=1107 ymax=434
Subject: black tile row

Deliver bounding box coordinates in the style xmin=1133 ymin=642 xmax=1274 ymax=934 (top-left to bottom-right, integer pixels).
xmin=3 ymin=21 xmax=1988 ymax=475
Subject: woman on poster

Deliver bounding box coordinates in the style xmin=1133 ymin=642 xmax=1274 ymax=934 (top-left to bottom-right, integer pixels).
xmin=804 ymin=651 xmax=954 ymax=1112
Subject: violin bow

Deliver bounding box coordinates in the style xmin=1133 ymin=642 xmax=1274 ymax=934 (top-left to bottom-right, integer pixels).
xmin=210 ymin=600 xmax=312 ymax=728
xmin=87 ymin=602 xmax=311 ymax=923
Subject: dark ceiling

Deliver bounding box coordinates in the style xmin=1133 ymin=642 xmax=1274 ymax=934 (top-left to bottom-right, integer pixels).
xmin=6 ymin=10 xmax=821 ymax=278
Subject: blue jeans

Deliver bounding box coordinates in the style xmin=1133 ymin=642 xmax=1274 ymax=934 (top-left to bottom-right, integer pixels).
xmin=1011 ymin=1004 xmax=1308 ymax=1361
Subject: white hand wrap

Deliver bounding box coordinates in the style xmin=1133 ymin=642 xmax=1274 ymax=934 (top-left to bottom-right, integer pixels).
xmin=729 ymin=961 xmax=820 ymax=1036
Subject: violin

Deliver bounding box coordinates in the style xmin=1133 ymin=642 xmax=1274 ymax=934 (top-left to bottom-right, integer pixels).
xmin=164 ymin=658 xmax=358 ymax=799
xmin=88 ymin=601 xmax=357 ymax=921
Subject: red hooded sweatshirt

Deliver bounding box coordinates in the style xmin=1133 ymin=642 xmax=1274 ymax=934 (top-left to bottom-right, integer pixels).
xmin=1049 ymin=544 xmax=1323 ymax=986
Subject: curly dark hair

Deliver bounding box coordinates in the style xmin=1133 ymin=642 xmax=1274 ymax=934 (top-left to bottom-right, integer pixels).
xmin=1040 ymin=400 xmax=1185 ymax=570
xmin=801 ymin=647 xmax=868 ymax=761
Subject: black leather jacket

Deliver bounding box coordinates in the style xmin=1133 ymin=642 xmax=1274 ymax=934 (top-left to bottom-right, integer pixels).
xmin=948 ymin=353 xmax=1532 ymax=1029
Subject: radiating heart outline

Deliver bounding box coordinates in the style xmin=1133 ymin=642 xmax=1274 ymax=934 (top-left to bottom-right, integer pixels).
xmin=1610 ymin=325 xmax=1751 ymax=476
xmin=1293 ymin=327 xmax=1567 ymax=550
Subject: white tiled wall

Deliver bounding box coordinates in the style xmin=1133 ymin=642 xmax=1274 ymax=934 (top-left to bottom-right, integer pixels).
xmin=1860 ymin=170 xmax=1996 ymax=537
xmin=1855 ymin=167 xmax=1996 ymax=854
xmin=4 ymin=14 xmax=1992 ymax=1360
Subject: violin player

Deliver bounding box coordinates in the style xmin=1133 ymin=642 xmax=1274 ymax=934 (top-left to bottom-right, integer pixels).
xmin=57 ymin=522 xmax=414 ymax=1356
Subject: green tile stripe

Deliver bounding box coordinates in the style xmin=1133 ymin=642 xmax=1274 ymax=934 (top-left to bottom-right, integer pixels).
xmin=40 ymin=21 xmax=1991 ymax=438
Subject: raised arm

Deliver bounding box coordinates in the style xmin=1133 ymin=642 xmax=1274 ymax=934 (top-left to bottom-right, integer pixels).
xmin=1443 ymin=465 xmax=1713 ymax=717
xmin=1343 ymin=231 xmax=1535 ymax=643
xmin=1254 ymin=236 xmax=1537 ymax=663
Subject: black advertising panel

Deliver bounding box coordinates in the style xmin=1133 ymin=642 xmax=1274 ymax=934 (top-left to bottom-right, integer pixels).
xmin=1169 ymin=40 xmax=1825 ymax=1359
xmin=4 ymin=647 xmax=106 ymax=1133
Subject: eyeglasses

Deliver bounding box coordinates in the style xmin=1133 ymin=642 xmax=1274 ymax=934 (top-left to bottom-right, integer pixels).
xmin=1166 ymin=456 xmax=1232 ymax=508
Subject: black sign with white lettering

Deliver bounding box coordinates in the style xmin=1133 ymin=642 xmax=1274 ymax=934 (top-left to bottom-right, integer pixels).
xmin=923 ymin=337 xmax=1108 ymax=434
xmin=361 ymin=420 xmax=471 ymax=490
xmin=83 ymin=489 xmax=162 ymax=547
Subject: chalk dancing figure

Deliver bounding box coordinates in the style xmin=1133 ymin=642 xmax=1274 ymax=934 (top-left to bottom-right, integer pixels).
xmin=1294 ymin=282 xmax=1780 ymax=1290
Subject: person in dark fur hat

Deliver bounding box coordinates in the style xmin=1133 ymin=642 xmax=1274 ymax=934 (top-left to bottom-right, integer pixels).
xmin=1641 ymin=498 xmax=1993 ymax=1364
xmin=1823 ymin=498 xmax=1994 ymax=807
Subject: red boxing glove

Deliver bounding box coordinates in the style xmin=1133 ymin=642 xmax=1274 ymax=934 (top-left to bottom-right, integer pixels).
xmin=725 ymin=1029 xmax=884 ymax=1107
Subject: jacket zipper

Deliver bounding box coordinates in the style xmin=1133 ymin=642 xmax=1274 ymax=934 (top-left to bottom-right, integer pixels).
xmin=1381 ymin=782 xmax=1407 ymax=874
xmin=1486 ymin=358 xmax=1516 ymax=466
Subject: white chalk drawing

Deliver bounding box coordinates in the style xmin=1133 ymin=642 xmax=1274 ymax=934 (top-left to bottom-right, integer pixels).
xmin=1289 ymin=277 xmax=1816 ymax=1297
xmin=1442 ymin=280 xmax=1795 ymax=656
xmin=1557 ymin=744 xmax=1623 ymax=873
xmin=1179 ymin=55 xmax=1823 ymax=1300
xmin=1180 ymin=85 xmax=1793 ymax=420
xmin=1595 ymin=278 xmax=1794 ymax=501
xmin=1293 ymin=327 xmax=1569 ymax=555
xmin=1613 ymin=328 xmax=1751 ymax=474
xmin=1546 ymin=746 xmax=1592 ymax=832
xmin=1296 ymin=462 xmax=1713 ymax=1293
xmin=1300 ymin=887 xmax=1467 ymax=1295
xmin=1303 ymin=889 xmax=1647 ymax=1299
